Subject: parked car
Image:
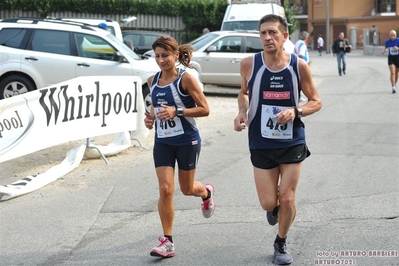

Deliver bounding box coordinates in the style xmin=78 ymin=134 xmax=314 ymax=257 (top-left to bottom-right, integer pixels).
xmin=123 ymin=31 xmax=169 ymax=55
xmin=144 ymin=30 xmax=295 ymax=87
xmin=0 ymin=18 xmax=160 ymax=112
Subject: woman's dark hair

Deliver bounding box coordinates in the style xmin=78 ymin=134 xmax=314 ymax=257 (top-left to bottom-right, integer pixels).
xmin=152 ymin=36 xmax=193 ymax=68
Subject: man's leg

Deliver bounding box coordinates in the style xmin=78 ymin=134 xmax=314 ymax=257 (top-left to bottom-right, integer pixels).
xmin=389 ymin=64 xmax=395 ymax=86
xmin=270 ymin=163 xmax=301 ymax=265
xmin=337 ymin=54 xmax=342 ymax=75
xmin=277 ymin=163 xmax=302 ymax=238
xmin=388 ymin=64 xmax=397 ymax=93
xmin=395 ymin=66 xmax=399 ymax=85
xmin=253 ymin=166 xmax=280 ymax=212
xmin=342 ymin=53 xmax=346 ymax=74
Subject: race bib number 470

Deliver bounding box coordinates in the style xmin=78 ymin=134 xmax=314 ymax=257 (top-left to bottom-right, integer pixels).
xmin=261 ymin=105 xmax=293 ymax=139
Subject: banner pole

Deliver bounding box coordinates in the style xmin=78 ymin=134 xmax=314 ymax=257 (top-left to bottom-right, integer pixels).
xmin=86 ymin=138 xmax=109 ymax=164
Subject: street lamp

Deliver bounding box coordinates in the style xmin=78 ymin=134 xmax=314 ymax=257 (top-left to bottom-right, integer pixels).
xmin=326 ymin=0 xmax=330 ymax=54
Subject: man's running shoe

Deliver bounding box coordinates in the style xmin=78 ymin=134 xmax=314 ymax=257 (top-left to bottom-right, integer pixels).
xmin=392 ymin=86 xmax=397 ymax=94
xmin=266 ymin=205 xmax=279 ymax=226
xmin=150 ymin=237 xmax=175 ymax=258
xmin=201 ymin=184 xmax=215 ymax=218
xmin=273 ymin=242 xmax=293 ymax=265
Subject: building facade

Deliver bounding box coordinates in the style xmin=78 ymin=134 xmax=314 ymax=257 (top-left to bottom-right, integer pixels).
xmin=286 ymin=0 xmax=398 ymax=51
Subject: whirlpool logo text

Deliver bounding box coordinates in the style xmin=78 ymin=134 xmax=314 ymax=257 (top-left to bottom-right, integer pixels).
xmin=39 ymin=80 xmax=139 ymax=127
xmin=0 ymin=98 xmax=34 ymax=154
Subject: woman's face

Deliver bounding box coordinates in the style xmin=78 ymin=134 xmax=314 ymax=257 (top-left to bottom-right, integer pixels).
xmin=154 ymin=47 xmax=178 ymax=71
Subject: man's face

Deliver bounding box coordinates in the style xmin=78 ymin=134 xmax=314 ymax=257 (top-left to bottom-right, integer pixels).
xmin=389 ymin=31 xmax=397 ymax=41
xmin=259 ymin=21 xmax=287 ymax=54
xmin=339 ymin=33 xmax=344 ymax=40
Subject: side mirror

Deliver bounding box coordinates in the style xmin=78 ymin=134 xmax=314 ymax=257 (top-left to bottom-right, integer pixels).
xmin=206 ymin=46 xmax=217 ymax=53
xmin=113 ymin=51 xmax=125 ymax=62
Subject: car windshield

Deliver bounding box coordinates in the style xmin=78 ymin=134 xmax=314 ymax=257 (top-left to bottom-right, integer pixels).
xmin=104 ymin=25 xmax=116 ymax=36
xmin=107 ymin=33 xmax=141 ymax=60
xmin=191 ymin=33 xmax=220 ymax=51
xmin=222 ymin=21 xmax=259 ymax=31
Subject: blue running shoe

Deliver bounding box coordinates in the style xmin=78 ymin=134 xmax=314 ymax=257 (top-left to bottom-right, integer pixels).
xmin=273 ymin=242 xmax=293 ymax=265
xmin=266 ymin=205 xmax=280 ymax=226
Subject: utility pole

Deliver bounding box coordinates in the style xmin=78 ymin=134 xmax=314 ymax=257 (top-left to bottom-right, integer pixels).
xmin=326 ymin=0 xmax=330 ymax=54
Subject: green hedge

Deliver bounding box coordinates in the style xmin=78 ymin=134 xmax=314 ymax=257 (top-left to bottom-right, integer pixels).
xmin=1 ymin=0 xmax=228 ymax=31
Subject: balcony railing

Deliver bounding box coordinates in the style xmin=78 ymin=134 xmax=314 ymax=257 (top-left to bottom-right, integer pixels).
xmin=288 ymin=4 xmax=308 ymax=15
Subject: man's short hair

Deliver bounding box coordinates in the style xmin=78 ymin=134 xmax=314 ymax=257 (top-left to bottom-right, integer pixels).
xmin=299 ymin=31 xmax=309 ymax=40
xmin=258 ymin=14 xmax=288 ymax=33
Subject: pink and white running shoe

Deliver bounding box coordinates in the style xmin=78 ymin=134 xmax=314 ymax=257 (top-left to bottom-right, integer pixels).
xmin=150 ymin=236 xmax=175 ymax=258
xmin=201 ymin=184 xmax=216 ymax=218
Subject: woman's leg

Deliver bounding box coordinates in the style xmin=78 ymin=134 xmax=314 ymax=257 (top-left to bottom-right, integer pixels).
xmin=178 ymin=168 xmax=208 ymax=198
xmin=156 ymin=166 xmax=175 ymax=236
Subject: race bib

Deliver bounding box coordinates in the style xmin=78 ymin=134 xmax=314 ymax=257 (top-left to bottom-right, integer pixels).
xmin=389 ymin=47 xmax=399 ymax=55
xmin=261 ymin=105 xmax=293 ymax=139
xmin=155 ymin=107 xmax=184 ymax=138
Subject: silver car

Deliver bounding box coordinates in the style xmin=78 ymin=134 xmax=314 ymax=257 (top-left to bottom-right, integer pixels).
xmin=145 ymin=31 xmax=294 ymax=88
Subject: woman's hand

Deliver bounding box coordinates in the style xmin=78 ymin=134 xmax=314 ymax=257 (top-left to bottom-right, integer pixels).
xmin=144 ymin=112 xmax=155 ymax=129
xmin=156 ymin=104 xmax=177 ymax=121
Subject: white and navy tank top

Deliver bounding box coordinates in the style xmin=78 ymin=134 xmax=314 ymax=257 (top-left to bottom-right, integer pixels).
xmin=247 ymin=52 xmax=305 ymax=149
xmin=150 ymin=68 xmax=200 ymax=146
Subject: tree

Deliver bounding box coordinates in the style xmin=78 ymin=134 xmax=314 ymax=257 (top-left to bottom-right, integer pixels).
xmin=283 ymin=0 xmax=299 ymax=35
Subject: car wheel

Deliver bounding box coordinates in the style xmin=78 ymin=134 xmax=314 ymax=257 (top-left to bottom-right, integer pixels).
xmin=0 ymin=75 xmax=35 ymax=100
xmin=142 ymin=85 xmax=151 ymax=113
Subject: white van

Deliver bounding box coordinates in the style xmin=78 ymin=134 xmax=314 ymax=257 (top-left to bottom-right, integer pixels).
xmin=221 ymin=1 xmax=286 ymax=31
xmin=220 ymin=1 xmax=294 ymax=53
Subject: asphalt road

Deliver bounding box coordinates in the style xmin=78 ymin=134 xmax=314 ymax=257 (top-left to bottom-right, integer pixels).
xmin=1 ymin=50 xmax=398 ymax=266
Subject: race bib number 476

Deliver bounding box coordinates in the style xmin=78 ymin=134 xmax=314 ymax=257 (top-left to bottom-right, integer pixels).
xmin=261 ymin=105 xmax=293 ymax=139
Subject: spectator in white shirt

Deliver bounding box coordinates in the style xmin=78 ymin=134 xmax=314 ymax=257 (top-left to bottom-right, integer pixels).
xmin=317 ymin=34 xmax=324 ymax=56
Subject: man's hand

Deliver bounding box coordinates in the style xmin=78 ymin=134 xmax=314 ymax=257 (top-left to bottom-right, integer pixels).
xmin=234 ymin=113 xmax=248 ymax=132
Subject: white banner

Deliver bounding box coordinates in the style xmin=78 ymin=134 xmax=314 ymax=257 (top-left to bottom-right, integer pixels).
xmin=0 ymin=76 xmax=147 ymax=163
xmin=0 ymin=143 xmax=86 ymax=201
xmin=0 ymin=131 xmax=133 ymax=201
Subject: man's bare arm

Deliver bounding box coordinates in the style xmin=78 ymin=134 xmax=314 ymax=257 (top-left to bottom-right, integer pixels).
xmin=234 ymin=56 xmax=253 ymax=131
xmin=298 ymin=59 xmax=322 ymax=116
